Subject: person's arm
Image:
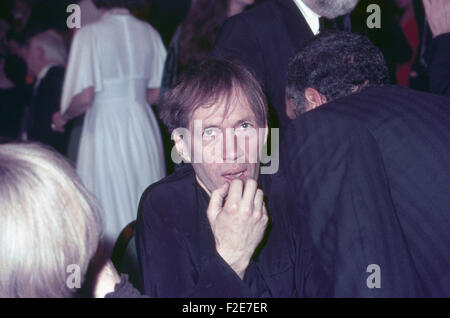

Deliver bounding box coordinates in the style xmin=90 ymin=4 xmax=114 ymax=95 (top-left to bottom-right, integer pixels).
xmin=52 ymin=86 xmax=94 ymax=132
xmin=146 ymin=87 xmax=160 ymax=106
xmin=423 ymin=0 xmax=450 ymax=97
xmin=104 ymin=274 xmax=148 ymax=298
xmin=63 ymin=86 xmax=95 ymax=120
xmin=92 ymin=259 xmax=122 ymax=298
xmin=90 ymin=252 xmax=145 ymax=298
xmin=56 ymin=26 xmax=101 ymax=132
xmin=146 ymin=28 xmax=166 ymax=105
xmin=135 ymin=187 xmax=270 ymax=298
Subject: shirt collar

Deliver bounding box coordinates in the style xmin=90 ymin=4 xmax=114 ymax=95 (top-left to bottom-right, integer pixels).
xmin=104 ymin=8 xmax=131 ymax=17
xmin=36 ymin=64 xmax=57 ymax=82
xmin=293 ymin=0 xmax=321 ymax=35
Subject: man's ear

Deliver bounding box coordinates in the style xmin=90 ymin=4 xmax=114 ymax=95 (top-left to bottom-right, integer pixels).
xmin=173 ymin=129 xmax=191 ymax=162
xmin=304 ymin=87 xmax=327 ymax=110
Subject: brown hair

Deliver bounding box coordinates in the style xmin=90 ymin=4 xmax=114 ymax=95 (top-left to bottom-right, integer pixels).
xmin=159 ymin=59 xmax=267 ymax=133
xmin=179 ymin=0 xmax=229 ymax=69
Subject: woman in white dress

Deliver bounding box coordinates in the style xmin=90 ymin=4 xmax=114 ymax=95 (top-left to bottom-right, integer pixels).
xmin=52 ymin=0 xmax=166 ymax=253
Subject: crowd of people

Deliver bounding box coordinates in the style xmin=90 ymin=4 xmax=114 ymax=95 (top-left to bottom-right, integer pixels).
xmin=0 ymin=0 xmax=449 ymax=298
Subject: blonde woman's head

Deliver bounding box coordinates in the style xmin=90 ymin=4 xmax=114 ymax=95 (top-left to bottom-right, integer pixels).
xmin=0 ymin=143 xmax=103 ymax=297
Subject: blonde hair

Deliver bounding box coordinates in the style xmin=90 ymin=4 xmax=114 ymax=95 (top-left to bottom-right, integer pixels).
xmin=0 ymin=143 xmax=103 ymax=297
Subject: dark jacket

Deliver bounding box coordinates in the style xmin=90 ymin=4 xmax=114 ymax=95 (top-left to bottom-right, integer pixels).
xmin=212 ymin=0 xmax=315 ymax=128
xmin=282 ymin=85 xmax=450 ymax=297
xmin=22 ymin=65 xmax=68 ymax=154
xmin=135 ymin=165 xmax=330 ymax=297
xmin=429 ymin=33 xmax=450 ymax=97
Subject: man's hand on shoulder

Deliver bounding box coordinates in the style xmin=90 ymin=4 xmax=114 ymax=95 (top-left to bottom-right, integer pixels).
xmin=206 ymin=179 xmax=269 ymax=279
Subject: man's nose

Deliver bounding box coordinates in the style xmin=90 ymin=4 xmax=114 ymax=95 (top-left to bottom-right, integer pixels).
xmin=222 ymin=129 xmax=242 ymax=162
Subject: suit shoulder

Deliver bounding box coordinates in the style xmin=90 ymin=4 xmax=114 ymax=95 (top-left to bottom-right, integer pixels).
xmin=138 ymin=166 xmax=196 ymax=218
xmin=324 ymin=85 xmax=450 ymax=122
xmin=288 ymin=85 xmax=450 ymax=145
xmin=46 ymin=66 xmax=65 ymax=80
xmin=222 ymin=0 xmax=282 ymax=30
xmin=38 ymin=67 xmax=65 ymax=94
xmin=141 ymin=166 xmax=194 ymax=201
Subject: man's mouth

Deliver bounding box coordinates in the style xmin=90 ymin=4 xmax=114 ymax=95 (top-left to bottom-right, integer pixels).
xmin=222 ymin=169 xmax=247 ymax=182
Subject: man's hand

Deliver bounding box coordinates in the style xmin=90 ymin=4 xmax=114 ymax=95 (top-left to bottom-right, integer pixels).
xmin=51 ymin=111 xmax=68 ymax=133
xmin=92 ymin=259 xmax=122 ymax=298
xmin=206 ymin=179 xmax=269 ymax=279
xmin=423 ymin=0 xmax=450 ymax=38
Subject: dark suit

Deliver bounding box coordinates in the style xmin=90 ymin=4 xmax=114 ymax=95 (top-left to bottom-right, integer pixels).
xmin=135 ymin=165 xmax=331 ymax=297
xmin=212 ymin=0 xmax=314 ymax=128
xmin=282 ymin=85 xmax=450 ymax=297
xmin=22 ymin=65 xmax=68 ymax=154
xmin=0 ymin=84 xmax=31 ymax=139
xmin=430 ymin=33 xmax=450 ymax=97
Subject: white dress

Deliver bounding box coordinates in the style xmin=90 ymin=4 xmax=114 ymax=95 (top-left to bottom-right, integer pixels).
xmin=60 ymin=9 xmax=166 ymax=251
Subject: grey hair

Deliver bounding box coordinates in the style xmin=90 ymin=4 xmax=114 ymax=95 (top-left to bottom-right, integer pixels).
xmin=302 ymin=0 xmax=360 ymax=19
xmin=285 ymin=85 xmax=309 ymax=117
xmin=0 ymin=143 xmax=103 ymax=297
xmin=30 ymin=30 xmax=67 ymax=66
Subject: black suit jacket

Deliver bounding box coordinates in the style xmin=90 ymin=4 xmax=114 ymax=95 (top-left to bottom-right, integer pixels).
xmin=281 ymin=85 xmax=450 ymax=297
xmin=430 ymin=33 xmax=450 ymax=97
xmin=0 ymin=84 xmax=31 ymax=139
xmin=25 ymin=65 xmax=68 ymax=154
xmin=212 ymin=0 xmax=314 ymax=128
xmin=135 ymin=165 xmax=331 ymax=297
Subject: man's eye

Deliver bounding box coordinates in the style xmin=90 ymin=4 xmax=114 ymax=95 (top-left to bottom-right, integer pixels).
xmin=203 ymin=128 xmax=218 ymax=138
xmin=239 ymin=122 xmax=253 ymax=130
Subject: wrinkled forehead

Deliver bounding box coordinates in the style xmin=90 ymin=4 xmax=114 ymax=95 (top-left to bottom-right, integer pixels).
xmin=188 ymin=85 xmax=258 ymax=128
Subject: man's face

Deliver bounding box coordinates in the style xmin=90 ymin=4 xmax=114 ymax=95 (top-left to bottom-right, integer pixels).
xmin=183 ymin=89 xmax=267 ymax=194
xmin=302 ymin=0 xmax=360 ymax=19
xmin=285 ymin=94 xmax=299 ymax=119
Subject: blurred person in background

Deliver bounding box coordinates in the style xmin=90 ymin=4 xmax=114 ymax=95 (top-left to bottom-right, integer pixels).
xmin=0 ymin=19 xmax=12 ymax=89
xmin=11 ymin=0 xmax=31 ymax=35
xmin=0 ymin=19 xmax=27 ymax=140
xmin=423 ymin=0 xmax=450 ymax=97
xmin=146 ymin=0 xmax=191 ymax=47
xmin=349 ymin=0 xmax=412 ymax=85
xmin=211 ymin=0 xmax=359 ymax=129
xmin=0 ymin=54 xmax=30 ymax=140
xmin=52 ymin=0 xmax=167 ymax=255
xmin=161 ymin=0 xmax=255 ymax=94
xmin=17 ymin=29 xmax=69 ymax=155
xmin=395 ymin=0 xmax=420 ymax=86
